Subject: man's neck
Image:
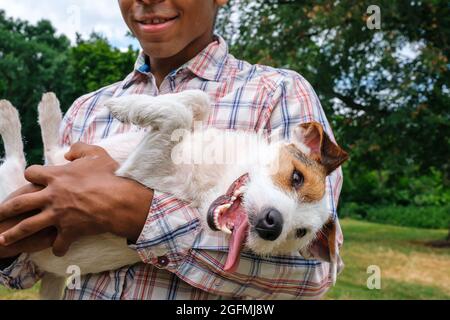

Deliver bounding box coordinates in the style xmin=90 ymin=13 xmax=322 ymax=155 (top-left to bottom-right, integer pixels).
xmin=148 ymin=33 xmax=216 ymax=88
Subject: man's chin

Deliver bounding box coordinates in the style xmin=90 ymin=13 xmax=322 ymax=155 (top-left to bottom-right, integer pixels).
xmin=140 ymin=41 xmax=184 ymax=58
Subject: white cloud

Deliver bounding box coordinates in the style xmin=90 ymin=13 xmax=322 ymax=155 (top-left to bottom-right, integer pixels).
xmin=0 ymin=0 xmax=139 ymax=49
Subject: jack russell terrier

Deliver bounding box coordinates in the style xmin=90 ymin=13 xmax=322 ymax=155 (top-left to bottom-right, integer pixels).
xmin=0 ymin=90 xmax=348 ymax=299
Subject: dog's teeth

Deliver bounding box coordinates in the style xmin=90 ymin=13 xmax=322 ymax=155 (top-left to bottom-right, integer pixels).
xmin=231 ymin=196 xmax=237 ymax=202
xmin=220 ymin=226 xmax=232 ymax=235
xmin=217 ymin=204 xmax=231 ymax=213
xmin=213 ymin=214 xmax=220 ymax=229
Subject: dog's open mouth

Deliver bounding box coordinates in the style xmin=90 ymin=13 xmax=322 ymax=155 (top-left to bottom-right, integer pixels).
xmin=207 ymin=173 xmax=250 ymax=272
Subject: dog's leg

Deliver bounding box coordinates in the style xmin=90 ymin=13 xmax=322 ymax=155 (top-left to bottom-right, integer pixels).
xmin=37 ymin=93 xmax=63 ymax=165
xmin=0 ymin=100 xmax=27 ymax=201
xmin=105 ymin=91 xmax=210 ymax=190
xmin=105 ymin=90 xmax=210 ymax=132
xmin=171 ymin=90 xmax=211 ymax=123
xmin=106 ymin=96 xmax=193 ymax=133
xmin=39 ymin=273 xmax=66 ymax=300
xmin=0 ymin=100 xmax=25 ymax=165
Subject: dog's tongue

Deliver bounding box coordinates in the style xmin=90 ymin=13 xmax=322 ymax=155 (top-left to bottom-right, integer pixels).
xmin=206 ymin=173 xmax=250 ymax=273
xmin=224 ymin=207 xmax=249 ymax=272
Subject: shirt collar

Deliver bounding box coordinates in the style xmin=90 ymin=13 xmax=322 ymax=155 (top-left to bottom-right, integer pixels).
xmin=132 ymin=34 xmax=229 ymax=83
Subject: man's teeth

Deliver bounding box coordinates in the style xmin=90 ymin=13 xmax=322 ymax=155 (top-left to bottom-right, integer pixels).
xmin=142 ymin=18 xmax=172 ymax=25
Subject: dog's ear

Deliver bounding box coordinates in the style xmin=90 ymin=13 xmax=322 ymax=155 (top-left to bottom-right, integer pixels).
xmin=300 ymin=218 xmax=341 ymax=285
xmin=293 ymin=122 xmax=349 ymax=175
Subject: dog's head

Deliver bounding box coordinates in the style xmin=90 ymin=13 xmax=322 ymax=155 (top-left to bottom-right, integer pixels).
xmin=207 ymin=122 xmax=348 ymax=274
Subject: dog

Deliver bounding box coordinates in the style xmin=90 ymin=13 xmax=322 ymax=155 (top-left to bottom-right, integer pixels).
xmin=0 ymin=90 xmax=348 ymax=299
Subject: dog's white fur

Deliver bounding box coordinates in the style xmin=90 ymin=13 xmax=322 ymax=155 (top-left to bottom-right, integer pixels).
xmin=0 ymin=100 xmax=27 ymax=200
xmin=0 ymin=90 xmax=336 ymax=299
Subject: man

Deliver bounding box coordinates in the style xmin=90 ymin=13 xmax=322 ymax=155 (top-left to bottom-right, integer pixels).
xmin=0 ymin=0 xmax=344 ymax=299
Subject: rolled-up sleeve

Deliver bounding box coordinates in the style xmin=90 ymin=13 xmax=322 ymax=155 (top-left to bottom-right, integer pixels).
xmin=0 ymin=254 xmax=43 ymax=290
xmin=133 ymin=191 xmax=202 ymax=271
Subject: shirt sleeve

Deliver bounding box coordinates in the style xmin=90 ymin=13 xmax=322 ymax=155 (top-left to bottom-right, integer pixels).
xmin=0 ymin=254 xmax=44 ymax=290
xmin=131 ymin=73 xmax=344 ymax=299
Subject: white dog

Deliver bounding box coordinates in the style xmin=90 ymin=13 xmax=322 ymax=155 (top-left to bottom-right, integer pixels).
xmin=0 ymin=90 xmax=348 ymax=299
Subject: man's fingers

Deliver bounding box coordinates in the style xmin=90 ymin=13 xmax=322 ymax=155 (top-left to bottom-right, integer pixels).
xmin=0 ymin=191 xmax=48 ymax=221
xmin=24 ymin=165 xmax=56 ymax=185
xmin=52 ymin=233 xmax=74 ymax=257
xmin=0 ymin=228 xmax=56 ymax=258
xmin=64 ymin=142 xmax=89 ymax=161
xmin=2 ymin=183 xmax=44 ymax=203
xmin=0 ymin=210 xmax=54 ymax=246
xmin=65 ymin=142 xmax=108 ymax=161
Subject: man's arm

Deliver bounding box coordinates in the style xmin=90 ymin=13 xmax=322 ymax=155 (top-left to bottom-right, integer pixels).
xmin=0 ymin=96 xmax=90 ymax=289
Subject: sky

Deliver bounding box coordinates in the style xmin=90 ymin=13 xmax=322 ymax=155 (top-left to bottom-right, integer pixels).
xmin=0 ymin=0 xmax=140 ymax=50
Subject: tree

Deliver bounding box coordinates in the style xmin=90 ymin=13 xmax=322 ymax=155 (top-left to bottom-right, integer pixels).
xmin=0 ymin=10 xmax=72 ymax=163
xmin=217 ymin=1 xmax=450 ymax=208
xmin=67 ymin=33 xmax=138 ymax=97
xmin=0 ymin=11 xmax=138 ymax=164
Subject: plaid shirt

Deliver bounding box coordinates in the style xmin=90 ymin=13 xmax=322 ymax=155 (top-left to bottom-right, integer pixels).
xmin=0 ymin=35 xmax=344 ymax=300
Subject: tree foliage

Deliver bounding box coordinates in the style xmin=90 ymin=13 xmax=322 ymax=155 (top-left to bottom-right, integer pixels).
xmin=217 ymin=0 xmax=450 ymax=210
xmin=0 ymin=10 xmax=138 ymax=164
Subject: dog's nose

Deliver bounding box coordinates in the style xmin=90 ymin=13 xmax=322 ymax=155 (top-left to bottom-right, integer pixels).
xmin=255 ymin=208 xmax=283 ymax=241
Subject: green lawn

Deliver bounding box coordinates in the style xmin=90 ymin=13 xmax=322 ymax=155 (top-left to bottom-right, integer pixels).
xmin=326 ymin=219 xmax=450 ymax=299
xmin=1 ymin=218 xmax=449 ymax=300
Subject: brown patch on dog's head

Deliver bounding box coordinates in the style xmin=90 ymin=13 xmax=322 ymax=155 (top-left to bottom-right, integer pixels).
xmin=271 ymin=122 xmax=349 ymax=204
xmin=271 ymin=145 xmax=327 ymax=203
xmin=294 ymin=122 xmax=349 ymax=175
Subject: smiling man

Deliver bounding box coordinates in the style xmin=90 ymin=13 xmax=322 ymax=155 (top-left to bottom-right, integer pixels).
xmin=0 ymin=0 xmax=344 ymax=299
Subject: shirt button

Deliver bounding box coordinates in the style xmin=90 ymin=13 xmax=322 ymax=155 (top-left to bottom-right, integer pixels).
xmin=157 ymin=255 xmax=169 ymax=267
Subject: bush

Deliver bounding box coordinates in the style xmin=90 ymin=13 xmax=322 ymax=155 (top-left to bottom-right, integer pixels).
xmin=340 ymin=203 xmax=450 ymax=229
xmin=341 ymin=167 xmax=450 ymax=208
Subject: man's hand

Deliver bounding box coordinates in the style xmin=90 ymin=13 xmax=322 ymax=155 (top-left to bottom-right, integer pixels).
xmin=0 ymin=184 xmax=56 ymax=259
xmin=0 ymin=214 xmax=56 ymax=259
xmin=0 ymin=143 xmax=153 ymax=257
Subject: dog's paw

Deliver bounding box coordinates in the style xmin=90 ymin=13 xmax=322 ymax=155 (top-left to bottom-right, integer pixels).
xmin=0 ymin=100 xmax=20 ymax=134
xmin=176 ymin=90 xmax=211 ymax=122
xmin=105 ymin=98 xmax=133 ymax=123
xmin=38 ymin=92 xmax=62 ymax=124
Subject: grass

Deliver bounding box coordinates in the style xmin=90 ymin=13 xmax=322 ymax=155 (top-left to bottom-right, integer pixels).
xmin=326 ymin=219 xmax=450 ymax=300
xmin=0 ymin=218 xmax=449 ymax=300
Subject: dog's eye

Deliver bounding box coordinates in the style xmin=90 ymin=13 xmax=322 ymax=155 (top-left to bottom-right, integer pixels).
xmin=292 ymin=170 xmax=304 ymax=189
xmin=296 ymin=228 xmax=308 ymax=238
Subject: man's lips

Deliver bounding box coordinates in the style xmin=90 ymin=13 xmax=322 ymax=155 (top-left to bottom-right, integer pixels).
xmin=134 ymin=14 xmax=179 ymax=33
